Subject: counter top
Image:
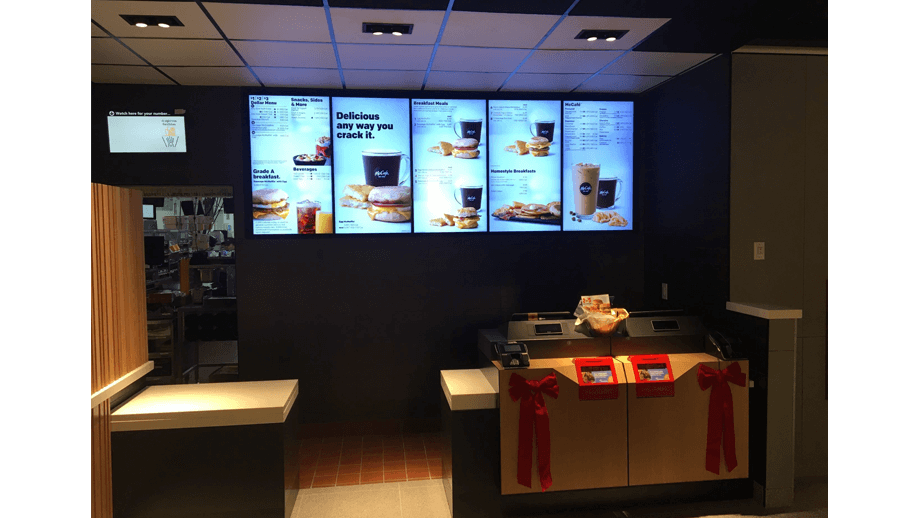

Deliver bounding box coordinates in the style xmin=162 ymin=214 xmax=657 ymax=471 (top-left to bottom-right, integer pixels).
xmin=441 ymin=369 xmax=498 ymax=411
xmin=726 ymin=302 xmax=803 ymax=320
xmin=111 ymin=380 xmax=298 ymax=432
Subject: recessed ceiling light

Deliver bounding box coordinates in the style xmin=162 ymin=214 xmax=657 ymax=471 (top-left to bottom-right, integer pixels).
xmin=362 ymin=22 xmax=414 ymax=36
xmin=575 ymin=29 xmax=629 ymax=42
xmin=121 ymin=15 xmax=184 ymax=29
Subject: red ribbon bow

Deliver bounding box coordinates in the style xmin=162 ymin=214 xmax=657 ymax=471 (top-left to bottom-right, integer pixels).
xmin=508 ymin=372 xmax=559 ymax=492
xmin=697 ymin=362 xmax=746 ymax=474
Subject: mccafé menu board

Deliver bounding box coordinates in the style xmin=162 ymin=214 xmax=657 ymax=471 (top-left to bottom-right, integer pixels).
xmin=561 ymin=101 xmax=634 ymax=231
xmin=411 ymin=99 xmax=487 ymax=232
xmin=487 ymin=100 xmax=562 ymax=232
xmin=249 ymin=95 xmax=333 ymax=235
xmin=332 ymin=97 xmax=412 ymax=234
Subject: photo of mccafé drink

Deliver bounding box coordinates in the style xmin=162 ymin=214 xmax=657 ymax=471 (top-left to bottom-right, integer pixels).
xmin=362 ymin=149 xmax=409 ymax=187
xmin=531 ymin=120 xmax=555 ymax=142
xmin=597 ymin=177 xmax=623 ymax=209
xmin=572 ymin=163 xmax=601 ymax=216
xmin=454 ymin=185 xmax=483 ymax=211
xmin=454 ymin=119 xmax=483 ymax=142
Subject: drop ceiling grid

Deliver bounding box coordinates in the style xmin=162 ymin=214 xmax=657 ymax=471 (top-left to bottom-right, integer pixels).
xmin=200 ymin=3 xmax=331 ymax=42
xmin=90 ymin=1 xmax=224 ymax=39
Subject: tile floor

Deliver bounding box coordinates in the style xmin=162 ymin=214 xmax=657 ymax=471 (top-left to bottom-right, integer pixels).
xmin=290 ymin=477 xmax=828 ymax=518
xmin=299 ymin=433 xmax=443 ymax=489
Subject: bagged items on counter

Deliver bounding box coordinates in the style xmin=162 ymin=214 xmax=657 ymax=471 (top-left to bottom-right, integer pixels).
xmin=574 ymin=294 xmax=629 ymax=336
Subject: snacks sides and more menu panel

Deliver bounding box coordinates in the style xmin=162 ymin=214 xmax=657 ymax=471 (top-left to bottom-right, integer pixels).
xmin=412 ymin=99 xmax=487 ymax=232
xmin=249 ymin=95 xmax=333 ymax=235
xmin=561 ymin=101 xmax=633 ymax=231
xmin=487 ymin=100 xmax=562 ymax=232
xmin=332 ymin=97 xmax=412 ymax=234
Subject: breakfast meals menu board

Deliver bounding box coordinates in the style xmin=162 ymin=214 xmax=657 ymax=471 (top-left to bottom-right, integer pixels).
xmin=412 ymin=99 xmax=487 ymax=232
xmin=249 ymin=95 xmax=333 ymax=235
xmin=332 ymin=97 xmax=412 ymax=234
xmin=487 ymin=100 xmax=562 ymax=232
xmin=561 ymin=101 xmax=634 ymax=231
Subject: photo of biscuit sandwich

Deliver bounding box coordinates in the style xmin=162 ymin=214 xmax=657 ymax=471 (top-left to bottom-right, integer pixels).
xmin=526 ymin=136 xmax=551 ymax=157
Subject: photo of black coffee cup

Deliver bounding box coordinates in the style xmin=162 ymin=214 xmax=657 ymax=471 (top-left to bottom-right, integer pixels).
xmin=454 ymin=185 xmax=483 ymax=210
xmin=597 ymin=177 xmax=623 ymax=209
xmin=454 ymin=119 xmax=483 ymax=142
xmin=531 ymin=120 xmax=555 ymax=142
xmin=362 ymin=149 xmax=409 ymax=187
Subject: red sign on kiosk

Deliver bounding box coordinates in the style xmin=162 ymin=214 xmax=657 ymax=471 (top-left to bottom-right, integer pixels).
xmin=629 ymin=354 xmax=675 ymax=397
xmin=573 ymin=357 xmax=619 ymax=400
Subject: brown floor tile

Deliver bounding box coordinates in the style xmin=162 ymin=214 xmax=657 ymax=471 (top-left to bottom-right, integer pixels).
xmin=314 ymin=464 xmax=339 ymax=477
xmin=406 ymin=460 xmax=428 ymax=471
xmin=336 ymin=473 xmax=360 ymax=486
xmin=299 ymin=456 xmax=318 ymax=467
xmin=383 ymin=471 xmax=407 ymax=482
xmin=340 ymin=454 xmax=363 ymax=465
xmin=360 ymin=472 xmax=384 ymax=484
xmin=298 ymin=470 xmax=314 ymax=489
xmin=316 ymin=457 xmax=340 ymax=468
xmin=362 ymin=446 xmax=383 ymax=455
xmin=407 ymin=469 xmax=430 ymax=480
xmin=362 ymin=461 xmax=384 ymax=472
xmin=312 ymin=475 xmax=337 ymax=488
xmin=338 ymin=463 xmax=361 ymax=475
xmin=429 ymin=468 xmax=443 ymax=478
xmin=405 ymin=450 xmax=427 ymax=460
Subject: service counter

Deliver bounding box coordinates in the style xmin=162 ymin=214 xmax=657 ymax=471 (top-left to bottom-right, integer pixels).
xmin=110 ymin=380 xmax=300 ymax=518
xmin=441 ymin=354 xmax=751 ymax=517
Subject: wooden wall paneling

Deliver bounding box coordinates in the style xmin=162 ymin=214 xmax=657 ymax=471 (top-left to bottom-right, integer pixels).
xmin=92 ymin=400 xmax=113 ymax=518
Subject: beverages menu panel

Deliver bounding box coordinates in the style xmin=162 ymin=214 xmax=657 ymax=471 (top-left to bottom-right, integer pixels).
xmin=561 ymin=101 xmax=634 ymax=231
xmin=249 ymin=95 xmax=332 ymax=235
xmin=332 ymin=97 xmax=412 ymax=234
xmin=411 ymin=99 xmax=487 ymax=232
xmin=487 ymin=100 xmax=562 ymax=232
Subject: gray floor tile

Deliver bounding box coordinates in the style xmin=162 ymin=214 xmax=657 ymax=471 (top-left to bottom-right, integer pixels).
xmin=399 ymin=483 xmax=451 ymax=518
xmin=294 ymin=486 xmax=402 ymax=518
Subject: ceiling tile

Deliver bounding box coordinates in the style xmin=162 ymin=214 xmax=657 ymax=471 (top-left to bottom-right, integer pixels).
xmin=518 ymin=50 xmax=624 ymax=74
xmin=92 ymin=23 xmax=108 ymax=37
xmin=440 ymin=12 xmax=559 ymax=49
xmin=431 ymin=46 xmax=529 ymax=73
xmin=342 ymin=70 xmax=425 ymax=90
xmin=330 ymin=8 xmax=445 ymax=45
xmin=501 ymin=73 xmax=592 ymax=92
xmin=251 ymin=67 xmax=343 ymax=89
xmin=201 ymin=3 xmax=330 ymax=42
xmin=233 ymin=41 xmax=338 ymax=68
xmin=337 ymin=43 xmax=433 ymax=71
xmin=158 ymin=67 xmax=260 ymax=86
xmin=92 ymin=64 xmax=175 ymax=85
xmin=574 ymin=74 xmax=670 ymax=94
xmin=91 ymin=1 xmax=223 ymax=39
xmin=424 ymin=71 xmax=508 ymax=91
xmin=92 ymin=38 xmax=147 ymax=65
xmin=601 ymin=51 xmax=715 ymax=76
xmin=122 ymin=39 xmax=243 ymax=66
xmin=538 ymin=16 xmax=670 ymax=51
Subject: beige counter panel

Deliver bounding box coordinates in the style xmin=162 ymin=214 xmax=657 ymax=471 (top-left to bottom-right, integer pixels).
xmin=498 ymin=359 xmax=629 ymax=495
xmin=619 ymin=354 xmax=749 ymax=485
xmin=440 ymin=369 xmax=498 ymax=411
xmin=111 ymin=380 xmax=299 ymax=432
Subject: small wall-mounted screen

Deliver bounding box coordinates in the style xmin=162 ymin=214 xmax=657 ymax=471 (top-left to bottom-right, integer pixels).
xmin=107 ymin=112 xmax=186 ymax=153
xmin=142 ymin=204 xmax=155 ymax=219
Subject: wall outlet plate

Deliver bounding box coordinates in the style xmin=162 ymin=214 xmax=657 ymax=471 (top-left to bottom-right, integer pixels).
xmin=662 ymin=283 xmax=668 ymax=300
xmin=754 ymin=242 xmax=765 ymax=260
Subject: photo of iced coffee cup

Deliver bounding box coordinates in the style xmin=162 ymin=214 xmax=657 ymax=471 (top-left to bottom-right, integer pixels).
xmin=572 ymin=163 xmax=601 ymax=217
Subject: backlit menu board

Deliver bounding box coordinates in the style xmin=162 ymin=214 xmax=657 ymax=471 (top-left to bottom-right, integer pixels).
xmin=487 ymin=100 xmax=562 ymax=232
xmin=561 ymin=101 xmax=634 ymax=231
xmin=332 ymin=97 xmax=411 ymax=234
xmin=412 ymin=99 xmax=487 ymax=232
xmin=249 ymin=95 xmax=332 ymax=235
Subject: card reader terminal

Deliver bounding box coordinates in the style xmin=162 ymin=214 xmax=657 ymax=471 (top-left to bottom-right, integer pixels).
xmin=494 ymin=341 xmax=530 ymax=369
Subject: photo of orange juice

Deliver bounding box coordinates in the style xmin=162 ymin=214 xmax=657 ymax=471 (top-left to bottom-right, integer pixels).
xmin=316 ymin=211 xmax=333 ymax=234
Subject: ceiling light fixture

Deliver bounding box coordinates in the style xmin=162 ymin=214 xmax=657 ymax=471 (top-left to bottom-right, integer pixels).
xmin=575 ymin=29 xmax=628 ymax=42
xmin=120 ymin=15 xmax=184 ymax=29
xmin=362 ymin=22 xmax=414 ymax=37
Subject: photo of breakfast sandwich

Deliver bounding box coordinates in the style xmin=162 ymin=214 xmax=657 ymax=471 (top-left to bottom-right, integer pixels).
xmin=367 ymin=186 xmax=412 ymax=223
xmin=443 ymin=206 xmax=481 ymax=229
xmin=252 ymin=188 xmax=290 ymax=220
xmin=451 ymin=138 xmax=479 ymax=159
xmin=526 ymin=136 xmax=551 ymax=157
xmin=339 ymin=184 xmax=374 ymax=209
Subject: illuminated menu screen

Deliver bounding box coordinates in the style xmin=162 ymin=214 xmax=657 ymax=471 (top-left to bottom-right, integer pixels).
xmin=332 ymin=97 xmax=411 ymax=234
xmin=487 ymin=100 xmax=562 ymax=232
xmin=411 ymin=99 xmax=487 ymax=233
xmin=561 ymin=101 xmax=634 ymax=231
xmin=248 ymin=95 xmax=333 ymax=235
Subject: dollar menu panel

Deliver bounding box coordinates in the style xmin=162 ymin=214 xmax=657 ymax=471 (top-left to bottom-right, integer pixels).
xmin=487 ymin=100 xmax=562 ymax=232
xmin=561 ymin=101 xmax=634 ymax=231
xmin=248 ymin=95 xmax=333 ymax=235
xmin=411 ymin=99 xmax=487 ymax=232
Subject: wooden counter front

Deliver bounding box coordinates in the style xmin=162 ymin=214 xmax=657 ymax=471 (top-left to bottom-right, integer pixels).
xmin=618 ymin=353 xmax=749 ymax=486
xmin=498 ymin=359 xmax=629 ymax=495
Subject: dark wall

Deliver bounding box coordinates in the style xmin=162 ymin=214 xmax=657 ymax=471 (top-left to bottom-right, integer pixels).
xmin=637 ymin=55 xmax=732 ymax=324
xmin=91 ymin=84 xmax=645 ymax=423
